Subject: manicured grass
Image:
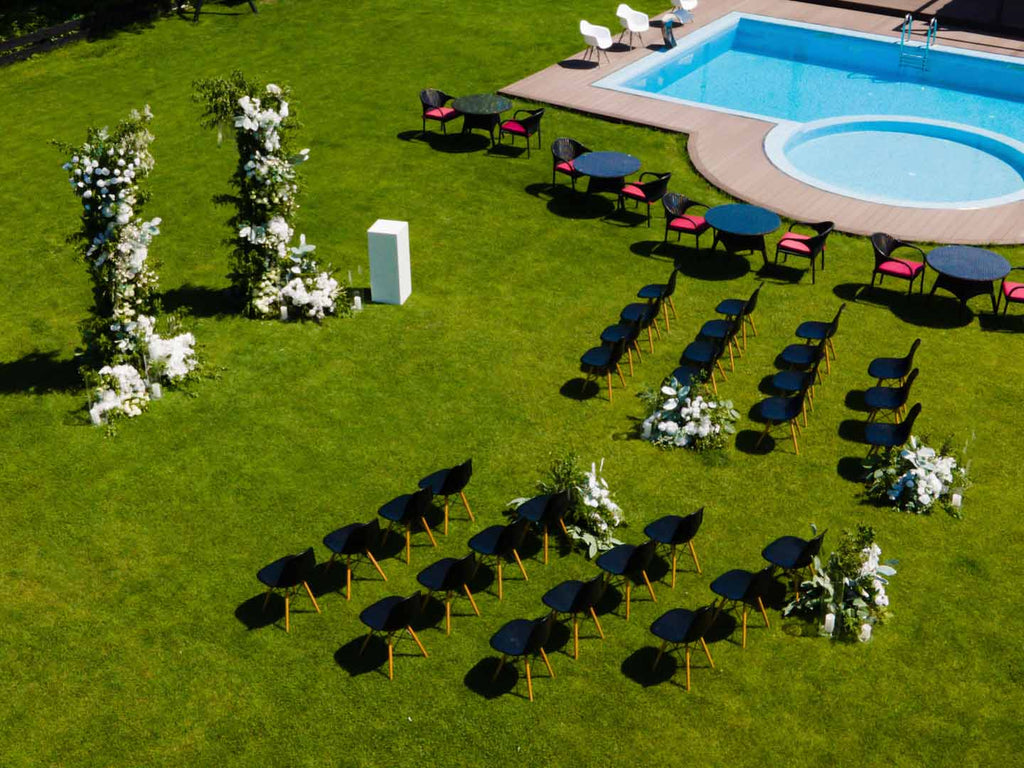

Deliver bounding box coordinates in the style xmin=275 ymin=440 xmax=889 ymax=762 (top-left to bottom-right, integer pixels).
xmin=1 ymin=2 xmax=1023 ymax=766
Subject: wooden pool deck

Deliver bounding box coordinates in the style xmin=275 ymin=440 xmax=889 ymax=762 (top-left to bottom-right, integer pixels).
xmin=500 ymin=0 xmax=1024 ymax=244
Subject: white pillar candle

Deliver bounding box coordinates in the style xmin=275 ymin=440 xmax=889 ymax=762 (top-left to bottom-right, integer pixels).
xmin=280 ymin=305 xmax=289 ymax=321
xmin=89 ymin=409 xmax=102 ymax=426
xmin=353 ymin=295 xmax=363 ymax=311
xmin=149 ymin=383 xmax=162 ymax=400
xmin=823 ymin=613 xmax=835 ymax=635
xmin=951 ymin=493 xmax=962 ymax=508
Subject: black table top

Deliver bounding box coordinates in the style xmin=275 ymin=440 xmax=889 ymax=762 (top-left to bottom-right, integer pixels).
xmin=573 ymin=151 xmax=642 ymax=179
xmin=451 ymin=94 xmax=512 ymax=115
xmin=927 ymin=246 xmax=1010 ymax=282
xmin=705 ymin=204 xmax=781 ymax=237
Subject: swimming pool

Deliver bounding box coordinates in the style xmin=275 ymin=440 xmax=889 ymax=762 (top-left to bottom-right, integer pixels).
xmin=595 ymin=13 xmax=1024 ymax=209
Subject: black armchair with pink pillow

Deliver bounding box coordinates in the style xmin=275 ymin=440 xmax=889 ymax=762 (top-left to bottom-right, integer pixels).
xmin=498 ymin=108 xmax=545 ymax=157
xmin=618 ymin=171 xmax=671 ymax=226
xmin=419 ymin=88 xmax=460 ymax=136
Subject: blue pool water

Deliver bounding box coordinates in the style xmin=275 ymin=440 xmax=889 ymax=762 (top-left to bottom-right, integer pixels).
xmin=596 ymin=13 xmax=1024 ymax=208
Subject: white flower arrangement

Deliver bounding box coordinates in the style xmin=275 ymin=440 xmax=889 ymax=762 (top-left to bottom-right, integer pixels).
xmin=784 ymin=526 xmax=896 ymax=642
xmin=59 ymin=107 xmax=201 ymax=425
xmin=641 ymin=379 xmax=739 ymax=451
xmin=864 ymin=435 xmax=970 ymax=518
xmin=195 ymin=75 xmax=344 ymax=321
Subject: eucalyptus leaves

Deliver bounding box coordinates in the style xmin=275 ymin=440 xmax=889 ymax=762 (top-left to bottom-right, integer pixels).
xmin=864 ymin=435 xmax=970 ymax=518
xmin=193 ymin=71 xmax=345 ymax=320
xmin=641 ymin=378 xmax=739 ymax=451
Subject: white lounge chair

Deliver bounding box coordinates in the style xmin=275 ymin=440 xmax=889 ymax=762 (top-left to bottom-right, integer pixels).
xmin=580 ymin=20 xmax=613 ymax=64
xmin=616 ymin=4 xmax=650 ymax=49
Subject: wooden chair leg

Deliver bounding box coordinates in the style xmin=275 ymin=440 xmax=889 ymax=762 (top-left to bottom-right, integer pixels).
xmin=748 ymin=315 xmax=758 ymax=336
xmin=662 ymin=302 xmax=671 ymax=333
xmin=512 ymin=549 xmax=529 ymax=580
xmin=492 ymin=654 xmax=506 ymax=681
xmin=420 ymin=516 xmax=438 ymax=547
xmin=742 ymin=606 xmax=748 ymax=649
xmin=284 ymin=594 xmax=290 ymax=633
xmin=405 ymin=527 xmax=411 ymax=564
xmin=460 ymin=491 xmax=474 ymax=521
xmin=346 ymin=560 xmax=352 ymax=601
xmin=543 ymin=525 xmax=549 ymax=565
xmin=388 ymin=641 xmax=394 ymax=680
xmin=407 ymin=626 xmax=429 ymax=658
xmin=497 ymin=560 xmax=504 ymax=601
xmin=616 ymin=364 xmax=626 ymax=388
xmin=303 ymin=582 xmax=320 ymax=613
xmin=445 ymin=600 xmax=452 ymax=635
xmin=573 ymin=615 xmax=580 ymax=659
xmin=625 ymin=347 xmax=634 ymax=376
xmin=539 ymin=648 xmax=555 ymax=678
xmin=670 ymin=544 xmax=677 ymax=588
xmin=443 ymin=498 xmax=449 ymax=536
xmin=668 ymin=296 xmax=677 ymax=319
xmin=790 ymin=421 xmax=800 ymax=455
xmin=606 ymin=372 xmax=613 ymax=404
xmin=642 ymin=570 xmax=657 ymax=602
xmin=688 ymin=540 xmax=702 ymax=574
xmin=653 ymin=639 xmax=667 ymax=670
xmin=625 ymin=582 xmax=632 ymax=620
xmin=367 ymin=550 xmax=387 ymax=581
xmin=757 ymin=596 xmax=771 ymax=628
xmin=700 ymin=637 xmax=715 ymax=668
xmin=262 ymin=587 xmax=274 ymax=610
xmin=525 ymin=658 xmax=534 ymax=701
xmin=464 ymin=584 xmax=481 ymax=616
xmin=360 ymin=631 xmax=373 ymax=654
xmin=755 ymin=423 xmax=771 ymax=448
xmin=685 ymin=646 xmax=691 ymax=691
xmin=590 ymin=606 xmax=605 ymax=638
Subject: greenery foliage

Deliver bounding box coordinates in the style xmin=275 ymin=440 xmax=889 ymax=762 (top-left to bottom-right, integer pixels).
xmin=864 ymin=434 xmax=971 ymax=518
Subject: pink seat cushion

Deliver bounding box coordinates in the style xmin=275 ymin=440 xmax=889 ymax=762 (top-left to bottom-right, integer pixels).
xmin=877 ymin=259 xmax=923 ymax=278
xmin=1003 ymin=280 xmax=1024 ymax=301
xmin=782 ymin=231 xmax=811 ymax=241
xmin=501 ymin=120 xmax=528 ymax=135
xmin=778 ymin=238 xmax=812 ymax=254
xmin=668 ymin=215 xmax=707 ymax=232
xmin=621 ymin=184 xmax=648 ymax=201
xmin=555 ymin=160 xmax=575 ymax=174
xmin=425 ymin=106 xmax=456 ymax=119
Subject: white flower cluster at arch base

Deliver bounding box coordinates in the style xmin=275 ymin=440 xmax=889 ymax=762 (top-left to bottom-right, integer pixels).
xmin=642 ymin=379 xmax=739 ymax=451
xmin=234 ymin=85 xmax=340 ymax=320
xmin=865 ymin=435 xmax=970 ymax=517
xmin=567 ymin=459 xmax=624 ymax=558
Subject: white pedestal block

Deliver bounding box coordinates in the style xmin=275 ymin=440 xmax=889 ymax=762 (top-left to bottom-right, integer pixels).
xmin=367 ymin=219 xmax=411 ymax=305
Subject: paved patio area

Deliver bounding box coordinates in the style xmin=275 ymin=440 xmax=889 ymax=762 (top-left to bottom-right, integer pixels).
xmin=501 ymin=0 xmax=1024 ymax=244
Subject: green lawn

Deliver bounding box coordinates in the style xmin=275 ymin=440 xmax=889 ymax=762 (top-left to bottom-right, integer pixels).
xmin=2 ymin=2 xmax=1023 ymax=766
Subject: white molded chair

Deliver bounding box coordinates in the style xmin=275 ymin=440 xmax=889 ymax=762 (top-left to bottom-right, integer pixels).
xmin=580 ymin=20 xmax=613 ymax=64
xmin=616 ymin=4 xmax=650 ymax=48
xmin=672 ymin=0 xmax=699 ymax=12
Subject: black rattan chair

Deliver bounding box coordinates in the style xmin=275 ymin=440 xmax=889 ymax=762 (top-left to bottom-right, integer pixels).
xmin=419 ymin=88 xmax=460 ymax=136
xmin=619 ymin=171 xmax=672 ymax=226
xmin=774 ymin=221 xmax=833 ymax=284
xmin=663 ymin=192 xmax=711 ymax=249
xmin=499 ymin=108 xmax=545 ymax=157
xmin=551 ymin=137 xmax=591 ymax=189
xmin=870 ymin=233 xmax=927 ymax=295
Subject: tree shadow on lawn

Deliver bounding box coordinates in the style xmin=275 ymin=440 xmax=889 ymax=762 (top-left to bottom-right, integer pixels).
xmin=395 ymin=130 xmax=491 ymax=154
xmin=161 ymin=283 xmax=242 ymax=319
xmin=630 ymin=240 xmax=750 ymax=281
xmin=0 ymin=350 xmax=79 ymax=395
xmin=523 ymin=183 xmax=616 ymax=221
xmin=833 ymin=283 xmax=973 ymax=329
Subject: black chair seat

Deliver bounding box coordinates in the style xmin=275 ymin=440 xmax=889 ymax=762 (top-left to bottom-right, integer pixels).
xmin=868 ymin=357 xmax=904 ymax=381
xmin=709 ymin=569 xmax=755 ymax=601
xmin=864 ymin=384 xmax=905 ymax=411
xmin=780 ymin=343 xmax=818 ymax=367
xmin=416 ymin=557 xmax=459 ymax=592
xmin=670 ymin=366 xmax=699 ymax=388
xmin=649 ymin=608 xmax=697 ymax=643
xmin=600 ymin=324 xmax=634 ymax=345
xmin=581 ymin=346 xmax=614 ymax=368
xmin=378 ymin=493 xmax=414 ymax=522
xmin=638 ymin=282 xmax=669 ymax=300
xmin=418 ymin=468 xmax=449 ymax=495
xmin=772 ymin=370 xmax=810 ymax=394
xmin=761 ymin=536 xmax=807 ymax=569
xmin=620 ymin=303 xmax=656 ymax=324
xmin=699 ymin=319 xmax=733 ymax=339
xmin=257 ymin=556 xmax=293 ymax=588
xmin=542 ymin=580 xmax=586 ymax=614
xmin=490 ymin=618 xmax=535 ymax=656
xmin=864 ymin=420 xmax=903 ymax=447
xmin=359 ymin=595 xmax=404 ymax=631
xmin=595 ymin=543 xmax=635 ymax=575
xmin=322 ymin=523 xmax=361 ymax=555
xmin=795 ymin=320 xmax=830 ymax=341
xmin=682 ymin=340 xmax=718 ymax=364
xmin=468 ymin=525 xmax=505 ymax=556
xmin=643 ymin=515 xmax=685 ymax=544
xmin=516 ymin=494 xmax=552 ymax=523
xmin=715 ymin=298 xmax=745 ymax=316
xmin=757 ymin=395 xmax=803 ymax=423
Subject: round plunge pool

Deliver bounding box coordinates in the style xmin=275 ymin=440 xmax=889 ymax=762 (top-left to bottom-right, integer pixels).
xmin=763 ymin=116 xmax=1024 ymax=209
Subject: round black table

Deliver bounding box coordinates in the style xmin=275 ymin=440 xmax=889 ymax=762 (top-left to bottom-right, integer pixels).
xmin=927 ymin=245 xmax=1010 ymax=315
xmin=705 ymin=204 xmax=781 ymax=264
xmin=452 ymin=94 xmax=513 ymax=146
xmin=573 ymin=151 xmax=642 ymax=195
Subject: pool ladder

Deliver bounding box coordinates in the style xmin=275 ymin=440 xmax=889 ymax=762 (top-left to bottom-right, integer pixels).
xmin=899 ymin=15 xmax=937 ymax=69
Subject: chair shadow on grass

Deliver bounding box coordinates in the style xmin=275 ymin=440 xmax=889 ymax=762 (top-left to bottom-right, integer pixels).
xmin=161 ymin=283 xmax=242 ymax=319
xmin=630 ymin=240 xmax=751 ymax=281
xmin=0 ymin=351 xmax=80 ymax=395
xmin=756 ymin=260 xmax=806 ymax=284
xmin=334 ymin=634 xmax=429 ymax=679
xmin=978 ymin=312 xmax=1024 ymax=333
xmin=833 ymin=282 xmax=973 ymax=329
xmin=556 ymin=58 xmax=599 ymax=70
xmin=395 ymin=130 xmax=491 ymax=154
xmin=524 ymin=183 xmax=616 ymax=221
xmin=464 ymin=657 xmax=520 ymax=699
xmin=234 ymin=593 xmax=317 ymax=632
xmin=560 ymin=377 xmax=601 ymax=401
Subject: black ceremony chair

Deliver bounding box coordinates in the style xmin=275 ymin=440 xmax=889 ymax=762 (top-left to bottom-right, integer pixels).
xmin=419 ymin=458 xmax=474 ymax=536
xmin=644 ymin=507 xmax=704 ymax=588
xmin=378 ymin=486 xmax=437 ymax=564
xmin=870 ymin=233 xmax=927 ymax=295
xmin=794 ymin=302 xmax=847 ymax=374
xmin=515 ymin=491 xmax=571 ymax=565
xmin=419 ymin=88 xmax=460 ymax=136
xmin=323 ymin=519 xmax=388 ymax=601
xmin=865 ymin=368 xmax=918 ymax=423
xmin=773 ymin=337 xmax=828 ymax=414
xmin=709 ymin=567 xmax=773 ymax=649
xmin=715 ymin=284 xmax=761 ymax=350
xmin=649 ymin=604 xmax=717 ymax=691
xmin=542 ymin=574 xmax=607 ymax=660
xmin=619 ymin=171 xmax=672 ymax=226
xmin=600 ymin=321 xmax=644 ymax=376
xmin=865 ymin=403 xmax=922 ymax=456
xmin=868 ymin=338 xmax=920 ymax=385
xmin=774 ymin=221 xmax=833 ymax=284
xmin=256 ymin=547 xmax=321 ymax=633
xmin=490 ymin=615 xmax=555 ymax=702
xmin=580 ymin=336 xmax=628 ymax=403
xmin=761 ymin=530 xmax=826 ymax=598
xmin=498 ymin=108 xmax=545 ymax=157
xmin=595 ymin=539 xmax=658 ymax=620
xmin=698 ymin=315 xmax=742 ymax=371
xmin=620 ymin=298 xmax=664 ymax=353
xmin=679 ymin=335 xmax=729 ymax=395
xmin=663 ymin=192 xmax=710 ymax=249
xmin=416 ymin=553 xmax=480 ymax=635
xmin=359 ymin=592 xmax=428 ymax=680
xmin=637 ymin=268 xmax=680 ymax=332
xmin=754 ymin=381 xmax=812 ymax=455
xmin=551 ymin=137 xmax=591 ymax=190
xmin=468 ymin=517 xmax=531 ymax=601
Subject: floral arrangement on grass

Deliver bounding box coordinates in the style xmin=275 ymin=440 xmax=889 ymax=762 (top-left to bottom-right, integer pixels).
xmin=193 ymin=71 xmax=346 ymax=320
xmin=783 ymin=525 xmax=896 ymax=643
xmin=640 ymin=378 xmax=739 ymax=451
xmin=864 ymin=435 xmax=970 ymax=519
xmin=56 ymin=106 xmax=201 ymax=425
xmin=509 ymin=450 xmax=625 ymax=558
